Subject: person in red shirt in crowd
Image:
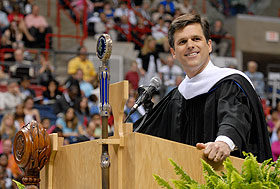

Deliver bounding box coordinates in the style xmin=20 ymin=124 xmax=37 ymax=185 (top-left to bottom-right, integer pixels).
xmin=125 ymin=61 xmax=139 ymax=97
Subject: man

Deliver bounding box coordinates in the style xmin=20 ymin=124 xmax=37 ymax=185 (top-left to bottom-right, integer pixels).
xmin=9 ymin=49 xmax=34 ymax=79
xmin=24 ymin=4 xmax=52 ymax=48
xmin=77 ymin=120 xmax=98 ymax=142
xmin=68 ymin=46 xmax=97 ymax=82
xmin=53 ymin=84 xmax=80 ymax=117
xmin=210 ymin=19 xmax=230 ymax=57
xmin=0 ymin=80 xmax=26 ymax=114
xmin=135 ymin=13 xmax=272 ymax=162
xmin=244 ymin=61 xmax=265 ymax=99
xmin=159 ymin=55 xmax=184 ymax=94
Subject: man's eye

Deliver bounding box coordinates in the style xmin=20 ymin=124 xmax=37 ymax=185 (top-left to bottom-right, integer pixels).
xmin=193 ymin=38 xmax=201 ymax=41
xmin=179 ymin=40 xmax=186 ymax=44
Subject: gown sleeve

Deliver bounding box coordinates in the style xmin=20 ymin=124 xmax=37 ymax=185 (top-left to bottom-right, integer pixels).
xmin=216 ymin=80 xmax=252 ymax=150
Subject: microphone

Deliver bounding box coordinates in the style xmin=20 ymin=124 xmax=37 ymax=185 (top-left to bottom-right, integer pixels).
xmin=125 ymin=77 xmax=162 ymax=122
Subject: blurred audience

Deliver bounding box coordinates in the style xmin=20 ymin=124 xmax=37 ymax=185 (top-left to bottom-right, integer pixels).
xmin=210 ymin=19 xmax=230 ymax=57
xmin=136 ymin=35 xmax=162 ymax=86
xmin=24 ymin=4 xmax=52 ymax=48
xmin=23 ymin=96 xmax=41 ymax=123
xmin=159 ymin=55 xmax=183 ymax=94
xmin=244 ymin=61 xmax=265 ymax=98
xmin=19 ymin=76 xmax=36 ymax=98
xmin=125 ymin=61 xmax=139 ymax=92
xmin=38 ymin=53 xmax=55 ymax=87
xmin=0 ymin=80 xmax=26 ymax=114
xmin=0 ymin=113 xmax=17 ymax=140
xmin=56 ymin=107 xmax=84 ymax=143
xmin=0 ymin=153 xmax=13 ymax=189
xmin=271 ymin=127 xmax=280 ymax=161
xmin=77 ymin=120 xmax=98 ymax=142
xmin=9 ymin=49 xmax=34 ymax=79
xmin=68 ymin=46 xmax=97 ymax=83
xmin=42 ymin=79 xmax=62 ymax=105
xmin=54 ymin=84 xmax=80 ymax=116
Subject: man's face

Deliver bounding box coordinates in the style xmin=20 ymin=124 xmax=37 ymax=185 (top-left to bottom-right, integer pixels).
xmin=8 ymin=82 xmax=19 ymax=95
xmin=79 ymin=47 xmax=87 ymax=61
xmin=170 ymin=23 xmax=212 ymax=78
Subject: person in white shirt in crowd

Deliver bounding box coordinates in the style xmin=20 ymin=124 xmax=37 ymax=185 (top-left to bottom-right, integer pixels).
xmin=159 ymin=55 xmax=184 ymax=94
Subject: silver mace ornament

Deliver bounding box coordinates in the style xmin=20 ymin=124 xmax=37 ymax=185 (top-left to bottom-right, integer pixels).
xmin=96 ymin=34 xmax=112 ymax=189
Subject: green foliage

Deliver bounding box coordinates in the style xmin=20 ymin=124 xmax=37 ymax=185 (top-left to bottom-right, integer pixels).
xmin=154 ymin=153 xmax=280 ymax=189
xmin=12 ymin=180 xmax=25 ymax=189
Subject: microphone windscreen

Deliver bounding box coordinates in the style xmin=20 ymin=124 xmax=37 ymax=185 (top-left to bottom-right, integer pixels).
xmin=150 ymin=77 xmax=162 ymax=90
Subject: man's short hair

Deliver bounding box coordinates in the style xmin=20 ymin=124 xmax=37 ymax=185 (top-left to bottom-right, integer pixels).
xmin=168 ymin=13 xmax=210 ymax=49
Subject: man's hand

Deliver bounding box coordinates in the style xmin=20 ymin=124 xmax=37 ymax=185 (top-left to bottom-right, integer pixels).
xmin=196 ymin=141 xmax=231 ymax=162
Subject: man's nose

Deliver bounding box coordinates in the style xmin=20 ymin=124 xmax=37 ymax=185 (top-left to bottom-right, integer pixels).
xmin=186 ymin=40 xmax=195 ymax=49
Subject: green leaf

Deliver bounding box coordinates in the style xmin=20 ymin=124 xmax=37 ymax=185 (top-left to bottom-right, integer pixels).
xmin=153 ymin=174 xmax=173 ymax=189
xmin=12 ymin=180 xmax=25 ymax=189
xmin=169 ymin=158 xmax=198 ymax=185
xmin=241 ymin=153 xmax=263 ymax=183
xmin=201 ymin=159 xmax=220 ymax=178
xmin=172 ymin=179 xmax=188 ymax=189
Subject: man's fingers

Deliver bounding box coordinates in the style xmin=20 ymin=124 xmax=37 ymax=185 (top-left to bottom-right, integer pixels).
xmin=196 ymin=143 xmax=206 ymax=150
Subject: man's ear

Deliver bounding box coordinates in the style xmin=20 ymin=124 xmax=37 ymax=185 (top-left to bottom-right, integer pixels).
xmin=170 ymin=48 xmax=176 ymax=59
xmin=207 ymin=39 xmax=212 ymax=54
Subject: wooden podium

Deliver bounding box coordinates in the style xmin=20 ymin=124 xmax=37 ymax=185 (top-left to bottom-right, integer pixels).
xmin=40 ymin=81 xmax=244 ymax=189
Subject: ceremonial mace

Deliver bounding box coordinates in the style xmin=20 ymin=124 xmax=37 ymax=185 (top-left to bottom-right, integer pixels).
xmin=96 ymin=34 xmax=112 ymax=189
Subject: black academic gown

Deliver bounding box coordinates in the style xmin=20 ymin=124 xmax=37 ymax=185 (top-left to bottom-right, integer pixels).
xmin=135 ymin=74 xmax=272 ymax=162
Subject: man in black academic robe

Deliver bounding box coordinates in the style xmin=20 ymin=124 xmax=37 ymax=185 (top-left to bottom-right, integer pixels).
xmin=135 ymin=73 xmax=272 ymax=162
xmin=134 ymin=13 xmax=272 ymax=162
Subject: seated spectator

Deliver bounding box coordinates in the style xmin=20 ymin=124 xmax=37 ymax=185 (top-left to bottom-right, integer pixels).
xmin=42 ymin=79 xmax=62 ymax=105
xmin=0 ymin=153 xmax=13 ymax=189
xmin=67 ymin=46 xmax=97 ymax=83
xmin=0 ymin=34 xmax=13 ymax=62
xmin=0 ymin=113 xmax=17 ymax=140
xmin=136 ymin=35 xmax=162 ymax=86
xmin=88 ymin=94 xmax=99 ymax=115
xmin=24 ymin=4 xmax=52 ymax=48
xmin=66 ymin=69 xmax=93 ymax=98
xmin=210 ymin=19 xmax=230 ymax=57
xmin=54 ymin=84 xmax=81 ymax=116
xmin=77 ymin=120 xmax=98 ymax=142
xmin=41 ymin=117 xmax=55 ymax=134
xmin=7 ymin=4 xmax=24 ymax=25
xmin=2 ymin=139 xmax=23 ymax=180
xmin=38 ymin=53 xmax=55 ymax=87
xmin=0 ymin=79 xmax=26 ymax=114
xmin=23 ymin=96 xmax=41 ymax=123
xmin=133 ymin=17 xmax=151 ymax=50
xmin=56 ymin=107 xmax=84 ymax=142
xmin=244 ymin=61 xmax=265 ymax=98
xmin=71 ymin=0 xmax=94 ymax=20
xmin=90 ymin=113 xmax=101 ymax=138
xmin=75 ymin=97 xmax=90 ymax=129
xmin=101 ymin=2 xmax=114 ymax=19
xmin=151 ymin=16 xmax=168 ymax=51
xmin=0 ymin=8 xmax=9 ymax=33
xmin=160 ymin=0 xmax=175 ymax=15
xmin=271 ymin=127 xmax=280 ymax=161
xmin=14 ymin=103 xmax=26 ymax=129
xmin=177 ymin=0 xmax=193 ymax=14
xmin=151 ymin=4 xmax=172 ymax=24
xmin=159 ymin=55 xmax=184 ymax=94
xmin=267 ymin=108 xmax=280 ymax=137
xmin=9 ymin=49 xmax=35 ymax=79
xmin=0 ymin=66 xmax=9 ymax=84
xmin=19 ymin=76 xmax=36 ymax=98
xmin=114 ymin=1 xmax=137 ymax=25
xmin=24 ymin=0 xmax=35 ymax=15
xmin=125 ymin=60 xmax=139 ymax=92
xmin=124 ymin=96 xmax=142 ymax=124
xmin=91 ymin=12 xmax=117 ymax=41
